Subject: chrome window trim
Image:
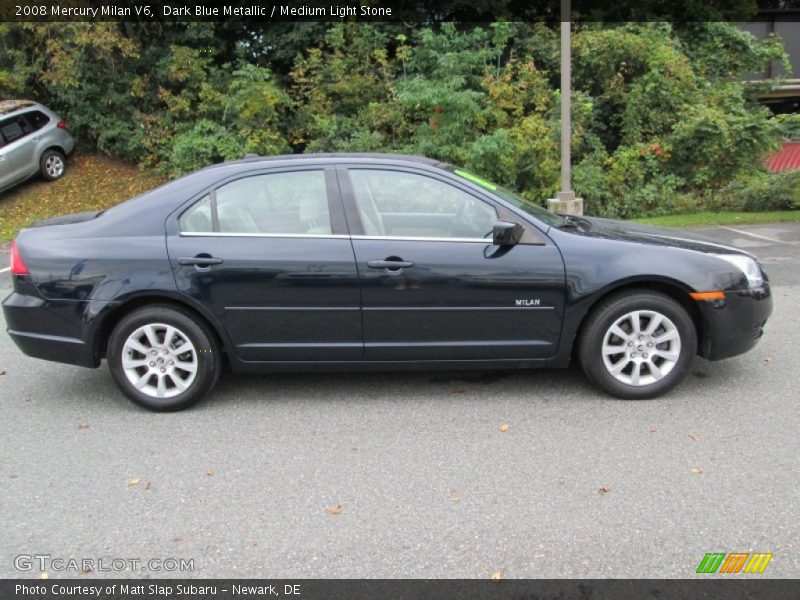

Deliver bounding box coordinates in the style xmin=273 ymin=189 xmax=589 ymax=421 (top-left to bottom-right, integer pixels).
xmin=179 ymin=232 xmax=350 ymax=239
xmin=350 ymin=234 xmax=491 ymax=244
xmin=178 ymin=232 xmax=493 ymax=243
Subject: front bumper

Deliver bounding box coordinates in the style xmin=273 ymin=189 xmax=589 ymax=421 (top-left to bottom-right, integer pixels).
xmin=698 ymin=285 xmax=773 ymax=361
xmin=3 ymin=292 xmax=99 ymax=368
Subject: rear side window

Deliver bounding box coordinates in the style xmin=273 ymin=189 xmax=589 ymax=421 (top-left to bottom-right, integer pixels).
xmin=0 ymin=117 xmax=27 ymax=145
xmin=179 ymin=170 xmax=332 ymax=235
xmin=23 ymin=110 xmax=51 ymax=132
xmin=179 ymin=195 xmax=214 ymax=233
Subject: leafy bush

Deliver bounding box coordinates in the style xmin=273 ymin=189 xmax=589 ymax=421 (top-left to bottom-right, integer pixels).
xmin=168 ymin=120 xmax=242 ymax=177
xmin=0 ymin=20 xmax=792 ymax=218
xmin=713 ymin=171 xmax=800 ymax=212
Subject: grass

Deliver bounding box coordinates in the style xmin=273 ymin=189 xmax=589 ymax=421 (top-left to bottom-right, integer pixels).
xmin=633 ymin=210 xmax=800 ymax=228
xmin=0 ymin=153 xmax=165 ymax=241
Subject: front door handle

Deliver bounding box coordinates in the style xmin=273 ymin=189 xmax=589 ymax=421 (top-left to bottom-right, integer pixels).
xmin=179 ymin=255 xmax=223 ymax=267
xmin=367 ymin=259 xmax=414 ymax=270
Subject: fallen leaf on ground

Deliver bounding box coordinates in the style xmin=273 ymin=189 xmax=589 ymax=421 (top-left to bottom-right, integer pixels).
xmin=599 ymin=487 xmax=612 ymax=494
xmin=491 ymin=571 xmax=502 ymax=582
xmin=499 ymin=423 xmax=510 ymax=433
xmin=688 ymin=432 xmax=701 ymax=443
xmin=206 ymin=469 xmax=215 ymax=477
xmin=691 ymin=467 xmax=703 ymax=475
xmin=78 ymin=423 xmax=90 ymax=429
xmin=128 ymin=477 xmax=140 ymax=486
xmin=325 ymin=505 xmax=343 ymax=515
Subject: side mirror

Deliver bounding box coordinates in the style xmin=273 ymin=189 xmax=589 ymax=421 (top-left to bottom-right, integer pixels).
xmin=492 ymin=221 xmax=524 ymax=247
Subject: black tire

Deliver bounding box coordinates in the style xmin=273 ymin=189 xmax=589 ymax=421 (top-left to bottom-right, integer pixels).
xmin=107 ymin=305 xmax=221 ymax=411
xmin=40 ymin=149 xmax=67 ymax=181
xmin=577 ymin=290 xmax=697 ymax=400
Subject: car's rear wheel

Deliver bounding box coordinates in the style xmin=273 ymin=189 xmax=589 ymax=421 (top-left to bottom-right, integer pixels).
xmin=40 ymin=149 xmax=66 ymax=181
xmin=107 ymin=306 xmax=221 ymax=411
xmin=577 ymin=290 xmax=697 ymax=399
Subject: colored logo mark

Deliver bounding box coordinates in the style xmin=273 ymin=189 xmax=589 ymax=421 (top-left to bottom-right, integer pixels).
xmin=696 ymin=552 xmax=773 ymax=574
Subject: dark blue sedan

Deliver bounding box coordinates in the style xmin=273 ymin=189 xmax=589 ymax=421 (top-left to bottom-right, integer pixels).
xmin=3 ymin=154 xmax=772 ymax=410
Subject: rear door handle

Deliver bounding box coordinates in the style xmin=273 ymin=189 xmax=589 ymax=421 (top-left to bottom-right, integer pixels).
xmin=367 ymin=259 xmax=414 ymax=270
xmin=179 ymin=256 xmax=223 ymax=267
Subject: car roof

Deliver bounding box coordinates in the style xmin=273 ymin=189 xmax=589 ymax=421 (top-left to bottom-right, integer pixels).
xmin=0 ymin=100 xmax=39 ymax=117
xmin=207 ymin=152 xmax=452 ymax=171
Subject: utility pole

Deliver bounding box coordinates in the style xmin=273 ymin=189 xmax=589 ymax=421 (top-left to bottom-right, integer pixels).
xmin=548 ymin=0 xmax=584 ymax=215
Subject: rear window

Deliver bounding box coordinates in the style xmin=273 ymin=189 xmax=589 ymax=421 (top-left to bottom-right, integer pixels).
xmin=23 ymin=110 xmax=50 ymax=132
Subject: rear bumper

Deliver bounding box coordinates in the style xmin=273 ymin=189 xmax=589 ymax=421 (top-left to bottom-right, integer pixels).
xmin=698 ymin=285 xmax=773 ymax=361
xmin=52 ymin=128 xmax=76 ymax=156
xmin=63 ymin=135 xmax=76 ymax=155
xmin=3 ymin=292 xmax=99 ymax=368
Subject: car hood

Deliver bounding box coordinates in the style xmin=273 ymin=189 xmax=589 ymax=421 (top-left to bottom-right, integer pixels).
xmin=577 ymin=216 xmax=753 ymax=258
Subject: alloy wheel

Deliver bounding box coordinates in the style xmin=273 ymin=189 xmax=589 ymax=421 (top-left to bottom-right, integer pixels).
xmin=121 ymin=323 xmax=198 ymax=399
xmin=45 ymin=155 xmax=64 ymax=178
xmin=601 ymin=310 xmax=682 ymax=387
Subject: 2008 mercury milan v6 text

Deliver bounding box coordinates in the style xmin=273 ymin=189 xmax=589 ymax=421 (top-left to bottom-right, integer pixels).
xmin=3 ymin=154 xmax=772 ymax=410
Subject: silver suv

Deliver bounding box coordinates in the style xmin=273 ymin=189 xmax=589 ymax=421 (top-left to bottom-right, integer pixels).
xmin=0 ymin=100 xmax=76 ymax=194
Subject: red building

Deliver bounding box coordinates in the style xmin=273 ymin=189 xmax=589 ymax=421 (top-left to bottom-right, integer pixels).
xmin=743 ymin=9 xmax=800 ymax=173
xmin=765 ymin=141 xmax=800 ymax=172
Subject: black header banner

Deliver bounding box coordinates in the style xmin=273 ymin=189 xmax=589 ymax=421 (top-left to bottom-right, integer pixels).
xmin=2 ymin=0 xmax=800 ymax=23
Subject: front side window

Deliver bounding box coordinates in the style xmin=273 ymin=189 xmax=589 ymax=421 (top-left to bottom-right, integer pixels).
xmin=179 ymin=170 xmax=331 ymax=235
xmin=348 ymin=169 xmax=497 ymax=239
xmin=452 ymin=168 xmax=566 ymax=228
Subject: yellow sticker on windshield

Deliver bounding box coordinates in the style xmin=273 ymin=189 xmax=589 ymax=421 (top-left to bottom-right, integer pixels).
xmin=454 ymin=169 xmax=497 ymax=191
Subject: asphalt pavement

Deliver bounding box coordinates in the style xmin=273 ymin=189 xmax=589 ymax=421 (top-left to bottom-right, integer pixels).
xmin=0 ymin=223 xmax=798 ymax=579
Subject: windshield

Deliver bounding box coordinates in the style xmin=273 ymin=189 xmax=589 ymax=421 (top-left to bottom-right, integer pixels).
xmin=451 ymin=169 xmax=566 ymax=227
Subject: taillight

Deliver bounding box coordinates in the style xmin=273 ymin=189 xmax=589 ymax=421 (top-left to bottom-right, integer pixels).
xmin=10 ymin=240 xmax=29 ymax=275
xmin=57 ymin=119 xmax=67 ymax=129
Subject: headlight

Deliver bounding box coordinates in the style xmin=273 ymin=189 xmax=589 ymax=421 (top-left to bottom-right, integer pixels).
xmin=712 ymin=254 xmax=764 ymax=288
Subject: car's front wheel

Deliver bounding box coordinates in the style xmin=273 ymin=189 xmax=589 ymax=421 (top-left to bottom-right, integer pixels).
xmin=40 ymin=149 xmax=66 ymax=181
xmin=107 ymin=306 xmax=221 ymax=411
xmin=578 ymin=290 xmax=697 ymax=399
